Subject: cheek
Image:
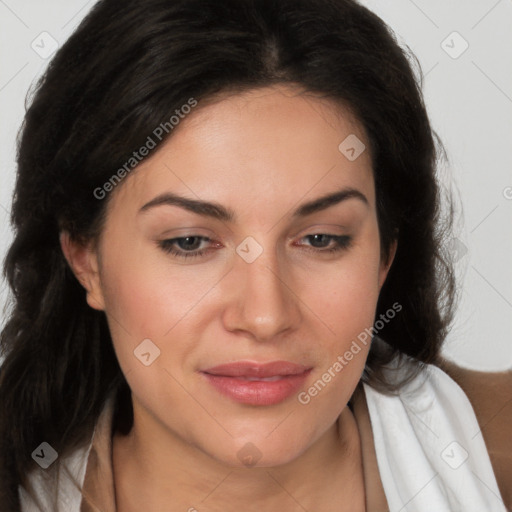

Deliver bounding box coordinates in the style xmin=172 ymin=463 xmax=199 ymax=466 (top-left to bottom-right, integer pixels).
xmin=97 ymin=245 xmax=222 ymax=415
xmin=96 ymin=239 xmax=229 ymax=391
xmin=305 ymin=254 xmax=382 ymax=339
xmin=99 ymin=235 xmax=225 ymax=337
xmin=305 ymin=271 xmax=376 ymax=398
xmin=295 ymin=258 xmax=379 ymax=417
xmin=297 ymin=231 xmax=382 ymax=393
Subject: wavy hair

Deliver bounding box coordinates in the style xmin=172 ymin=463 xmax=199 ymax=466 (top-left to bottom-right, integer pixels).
xmin=0 ymin=0 xmax=455 ymax=508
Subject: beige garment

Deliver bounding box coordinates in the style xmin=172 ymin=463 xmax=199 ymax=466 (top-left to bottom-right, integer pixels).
xmin=80 ymin=393 xmax=117 ymax=512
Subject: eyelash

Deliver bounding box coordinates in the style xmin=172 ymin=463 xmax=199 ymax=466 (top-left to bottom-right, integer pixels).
xmin=303 ymin=234 xmax=352 ymax=253
xmin=158 ymin=234 xmax=352 ymax=260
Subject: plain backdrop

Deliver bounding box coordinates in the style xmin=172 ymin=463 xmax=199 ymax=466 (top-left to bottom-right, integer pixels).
xmin=1 ymin=0 xmax=511 ymax=370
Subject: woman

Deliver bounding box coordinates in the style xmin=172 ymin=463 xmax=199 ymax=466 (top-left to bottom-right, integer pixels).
xmin=0 ymin=0 xmax=510 ymax=510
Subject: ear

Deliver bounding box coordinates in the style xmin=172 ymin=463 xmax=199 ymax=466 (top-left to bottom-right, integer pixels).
xmin=378 ymin=238 xmax=397 ymax=291
xmin=59 ymin=231 xmax=106 ymax=311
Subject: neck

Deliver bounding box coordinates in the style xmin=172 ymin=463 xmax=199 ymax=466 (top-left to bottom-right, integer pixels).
xmin=113 ymin=401 xmax=365 ymax=512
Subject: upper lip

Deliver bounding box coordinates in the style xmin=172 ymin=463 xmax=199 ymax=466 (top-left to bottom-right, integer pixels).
xmin=202 ymin=361 xmax=311 ymax=378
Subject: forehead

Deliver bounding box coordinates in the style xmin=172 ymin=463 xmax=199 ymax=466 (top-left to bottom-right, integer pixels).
xmin=107 ymin=84 xmax=374 ymax=219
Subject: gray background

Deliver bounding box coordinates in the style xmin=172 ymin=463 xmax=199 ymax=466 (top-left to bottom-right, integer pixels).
xmin=1 ymin=0 xmax=511 ymax=370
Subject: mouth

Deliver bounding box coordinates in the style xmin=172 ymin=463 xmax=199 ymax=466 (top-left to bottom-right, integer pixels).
xmin=200 ymin=361 xmax=312 ymax=406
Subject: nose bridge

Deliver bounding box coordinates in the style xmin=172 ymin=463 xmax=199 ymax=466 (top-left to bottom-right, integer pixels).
xmin=223 ymin=242 xmax=300 ymax=340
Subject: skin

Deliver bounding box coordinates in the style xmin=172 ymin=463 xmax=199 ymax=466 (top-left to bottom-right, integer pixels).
xmin=61 ymin=84 xmax=397 ymax=511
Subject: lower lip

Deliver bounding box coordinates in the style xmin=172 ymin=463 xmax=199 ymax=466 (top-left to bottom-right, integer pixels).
xmin=202 ymin=371 xmax=312 ymax=406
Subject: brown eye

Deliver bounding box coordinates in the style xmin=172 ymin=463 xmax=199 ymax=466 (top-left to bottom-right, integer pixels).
xmin=175 ymin=236 xmax=204 ymax=251
xmin=158 ymin=236 xmax=215 ymax=259
xmin=301 ymin=234 xmax=352 ymax=252
xmin=307 ymin=234 xmax=333 ymax=248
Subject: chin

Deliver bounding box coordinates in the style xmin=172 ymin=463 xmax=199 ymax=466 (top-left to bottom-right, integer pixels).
xmin=200 ymin=431 xmax=315 ymax=470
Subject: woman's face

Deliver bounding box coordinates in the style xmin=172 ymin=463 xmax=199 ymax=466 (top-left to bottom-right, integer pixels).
xmin=74 ymin=84 xmax=395 ymax=467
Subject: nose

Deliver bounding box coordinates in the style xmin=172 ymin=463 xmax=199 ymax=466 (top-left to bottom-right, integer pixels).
xmin=221 ymin=249 xmax=302 ymax=342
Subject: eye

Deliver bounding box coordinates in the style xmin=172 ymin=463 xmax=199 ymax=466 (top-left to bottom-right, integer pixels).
xmin=298 ymin=234 xmax=352 ymax=253
xmin=158 ymin=236 xmax=218 ymax=259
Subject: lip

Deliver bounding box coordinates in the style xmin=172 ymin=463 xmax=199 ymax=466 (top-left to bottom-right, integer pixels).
xmin=201 ymin=361 xmax=312 ymax=406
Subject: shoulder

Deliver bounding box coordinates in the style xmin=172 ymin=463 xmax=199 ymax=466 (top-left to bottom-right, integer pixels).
xmin=438 ymin=358 xmax=512 ymax=507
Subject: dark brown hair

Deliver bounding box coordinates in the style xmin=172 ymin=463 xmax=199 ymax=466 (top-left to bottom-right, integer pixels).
xmin=0 ymin=0 xmax=455 ymax=508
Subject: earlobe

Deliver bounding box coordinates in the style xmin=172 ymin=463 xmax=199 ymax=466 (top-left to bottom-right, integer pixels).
xmin=59 ymin=231 xmax=106 ymax=311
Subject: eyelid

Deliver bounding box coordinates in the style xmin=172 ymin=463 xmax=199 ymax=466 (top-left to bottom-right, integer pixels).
xmin=157 ymin=235 xmax=220 ymax=260
xmin=287 ymin=223 xmax=349 ymax=241
xmin=295 ymin=233 xmax=352 ymax=250
xmin=157 ymin=226 xmax=218 ymax=239
xmin=154 ymin=216 xmax=355 ymax=258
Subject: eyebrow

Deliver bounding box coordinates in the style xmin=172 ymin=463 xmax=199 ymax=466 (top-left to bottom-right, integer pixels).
xmin=139 ymin=187 xmax=368 ymax=221
xmin=294 ymin=188 xmax=368 ymax=217
xmin=139 ymin=192 xmax=236 ymax=221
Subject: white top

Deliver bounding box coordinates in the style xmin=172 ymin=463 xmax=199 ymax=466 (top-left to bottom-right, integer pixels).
xmin=19 ymin=358 xmax=507 ymax=511
xmin=363 ymin=359 xmax=507 ymax=511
